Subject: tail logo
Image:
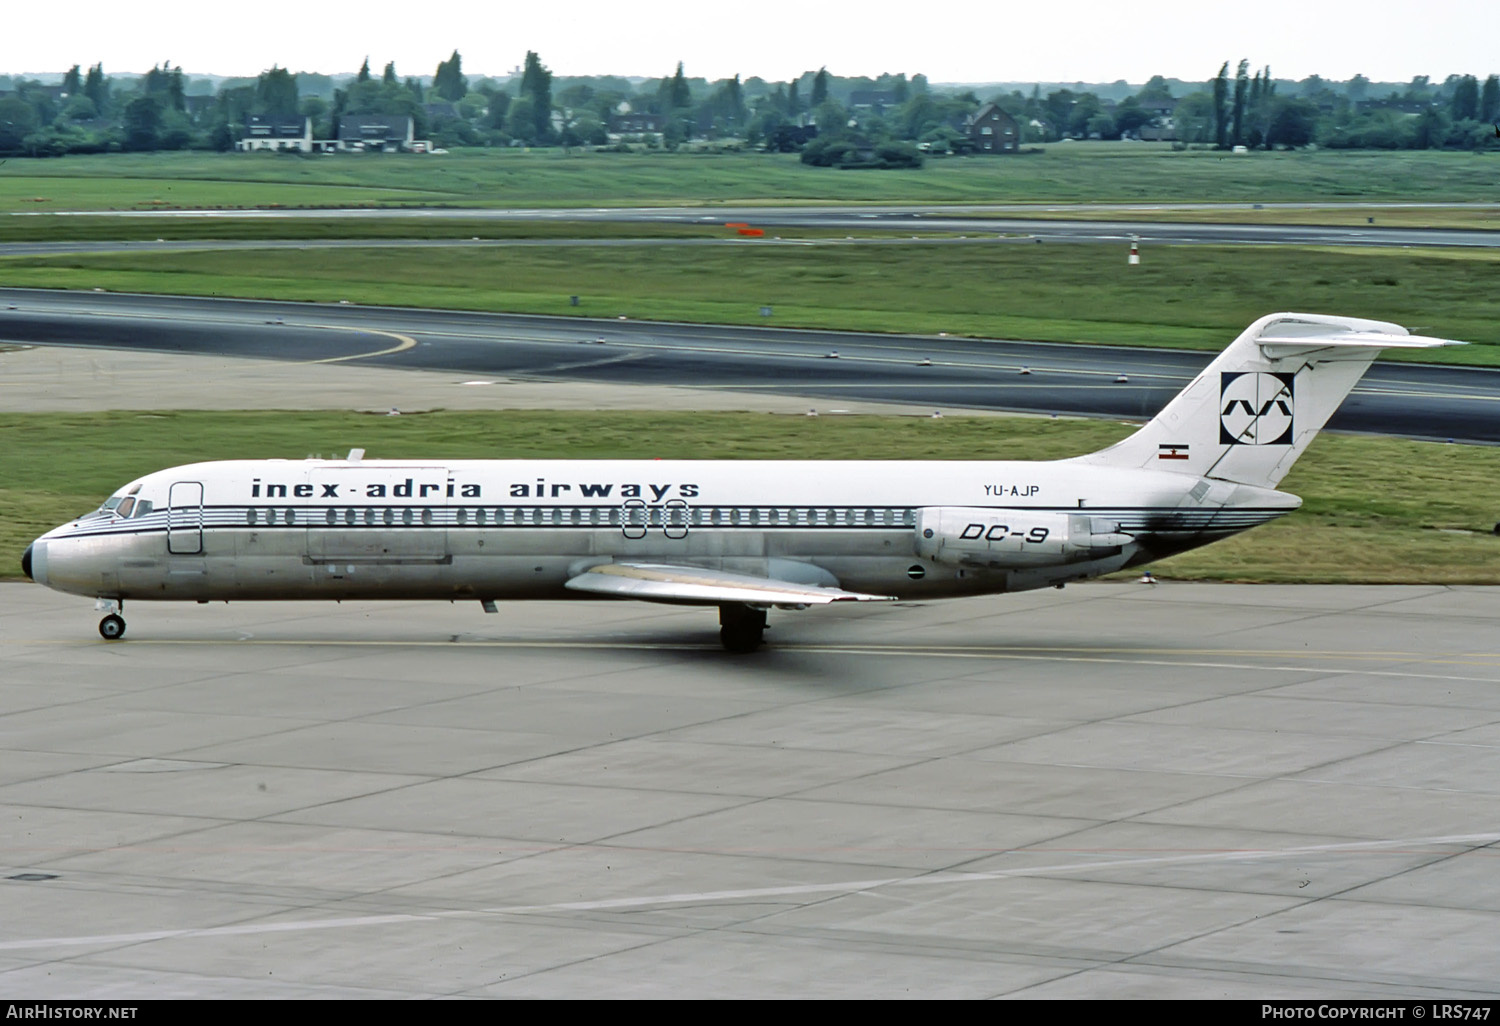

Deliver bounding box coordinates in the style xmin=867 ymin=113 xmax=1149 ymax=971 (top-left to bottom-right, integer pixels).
xmin=1220 ymin=372 xmax=1295 ymax=445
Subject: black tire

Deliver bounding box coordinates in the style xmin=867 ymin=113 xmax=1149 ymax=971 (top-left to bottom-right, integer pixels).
xmin=720 ymin=625 xmax=763 ymax=653
xmin=99 ymin=614 xmax=126 ymax=640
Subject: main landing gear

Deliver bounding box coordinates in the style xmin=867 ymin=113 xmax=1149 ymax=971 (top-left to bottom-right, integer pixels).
xmin=96 ymin=599 xmax=125 ymax=640
xmin=719 ymin=603 xmax=767 ymax=654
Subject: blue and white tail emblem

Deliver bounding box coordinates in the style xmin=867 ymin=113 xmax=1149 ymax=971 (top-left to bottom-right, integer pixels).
xmin=1220 ymin=371 xmax=1295 ymax=445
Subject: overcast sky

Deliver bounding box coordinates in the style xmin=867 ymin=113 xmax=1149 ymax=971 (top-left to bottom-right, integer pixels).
xmin=8 ymin=0 xmax=1497 ymax=85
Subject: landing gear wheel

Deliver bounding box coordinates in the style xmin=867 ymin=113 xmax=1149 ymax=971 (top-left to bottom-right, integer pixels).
xmin=720 ymin=625 xmax=764 ymax=653
xmin=718 ymin=603 xmax=767 ymax=653
xmin=99 ymin=614 xmax=126 ymax=640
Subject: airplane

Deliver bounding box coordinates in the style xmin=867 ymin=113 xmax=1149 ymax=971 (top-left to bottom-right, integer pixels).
xmin=21 ymin=312 xmax=1463 ymax=653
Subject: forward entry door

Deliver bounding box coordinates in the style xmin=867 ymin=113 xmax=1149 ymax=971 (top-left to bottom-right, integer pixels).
xmin=167 ymin=481 xmax=204 ymax=555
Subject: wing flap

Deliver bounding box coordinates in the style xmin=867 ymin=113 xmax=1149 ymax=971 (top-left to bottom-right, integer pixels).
xmin=564 ymin=562 xmax=896 ymax=606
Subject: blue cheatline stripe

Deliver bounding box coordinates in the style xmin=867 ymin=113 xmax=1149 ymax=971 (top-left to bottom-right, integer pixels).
xmin=55 ymin=504 xmax=1291 ymax=540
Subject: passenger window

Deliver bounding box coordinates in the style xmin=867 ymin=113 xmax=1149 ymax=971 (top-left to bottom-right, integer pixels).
xmin=421 ymin=509 xmax=433 ymax=525
xmin=267 ymin=509 xmax=277 ymax=525
xmin=247 ymin=508 xmax=258 ymax=525
xmin=285 ymin=509 xmax=296 ymax=525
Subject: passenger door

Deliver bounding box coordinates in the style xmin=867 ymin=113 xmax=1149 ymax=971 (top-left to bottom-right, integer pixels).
xmin=166 ymin=481 xmax=204 ymax=555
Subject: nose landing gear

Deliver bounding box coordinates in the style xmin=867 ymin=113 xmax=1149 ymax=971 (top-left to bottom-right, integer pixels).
xmin=96 ymin=598 xmax=125 ymax=640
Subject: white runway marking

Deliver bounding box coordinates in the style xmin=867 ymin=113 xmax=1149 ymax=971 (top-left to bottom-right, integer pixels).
xmin=2 ymin=832 xmax=1495 ymax=953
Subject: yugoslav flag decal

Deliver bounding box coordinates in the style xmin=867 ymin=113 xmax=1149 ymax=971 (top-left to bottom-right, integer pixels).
xmin=1220 ymin=371 xmax=1295 ymax=446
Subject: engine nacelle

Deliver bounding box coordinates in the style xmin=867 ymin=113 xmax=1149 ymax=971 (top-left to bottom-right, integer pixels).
xmin=914 ymin=507 xmax=1133 ymax=569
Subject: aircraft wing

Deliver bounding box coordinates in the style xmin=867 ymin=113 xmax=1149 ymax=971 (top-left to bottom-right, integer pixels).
xmin=564 ymin=562 xmax=897 ymax=606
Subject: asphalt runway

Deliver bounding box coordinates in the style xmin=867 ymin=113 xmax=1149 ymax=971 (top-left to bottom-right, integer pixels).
xmin=3 ymin=583 xmax=1499 ymax=998
xmin=32 ymin=202 xmax=1500 ymax=250
xmin=4 ymin=288 xmax=1498 ymax=442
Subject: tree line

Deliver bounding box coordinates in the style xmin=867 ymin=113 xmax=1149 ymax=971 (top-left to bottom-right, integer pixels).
xmin=0 ymin=54 xmax=1496 ymax=157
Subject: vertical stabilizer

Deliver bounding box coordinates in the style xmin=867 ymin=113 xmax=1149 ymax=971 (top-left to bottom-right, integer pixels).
xmin=1074 ymin=313 xmax=1463 ymax=488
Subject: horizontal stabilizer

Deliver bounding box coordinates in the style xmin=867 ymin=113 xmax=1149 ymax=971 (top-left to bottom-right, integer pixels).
xmin=565 ymin=562 xmax=896 ymax=606
xmin=1257 ymin=330 xmax=1465 ymax=360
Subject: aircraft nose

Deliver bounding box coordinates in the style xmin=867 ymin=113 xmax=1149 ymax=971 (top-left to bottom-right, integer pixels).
xmin=21 ymin=544 xmax=33 ymax=580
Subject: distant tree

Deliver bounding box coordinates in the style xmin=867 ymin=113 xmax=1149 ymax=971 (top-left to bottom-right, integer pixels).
xmin=122 ymin=95 xmax=163 ymax=151
xmin=1087 ymin=110 xmax=1118 ymax=139
xmin=1298 ymin=74 xmax=1336 ymax=106
xmin=1231 ymin=60 xmax=1249 ymax=145
xmin=504 ymin=94 xmax=537 ymax=143
xmin=299 ymin=95 xmax=329 ymax=135
xmin=1450 ymin=75 xmax=1479 ymax=121
xmin=1482 ymin=75 xmax=1500 ymax=122
xmin=434 ymin=50 xmax=468 ymax=101
xmin=562 ymin=112 xmax=606 ymax=147
xmin=1112 ymin=96 xmax=1152 ymax=137
xmin=457 ymin=93 xmax=487 ymax=120
xmin=83 ymin=63 xmax=109 ymax=113
xmin=61 ymin=65 xmax=82 ymax=98
xmin=1137 ymin=75 xmax=1173 ymax=102
xmin=787 ymin=78 xmax=801 ymax=117
xmin=294 ymin=72 xmax=334 ymax=100
xmin=357 ymin=58 xmax=371 ymax=83
xmin=811 ymin=67 xmax=830 ymax=107
xmin=811 ymin=98 xmax=848 ymax=135
xmin=61 ymin=95 xmax=98 ymax=122
xmin=703 ymin=74 xmax=745 ymax=134
xmin=383 ymin=62 xmax=398 ymax=86
xmin=484 ymin=90 xmax=512 ymax=131
xmin=1266 ymin=97 xmax=1317 ymax=147
xmin=1212 ymin=62 xmax=1229 ymax=147
xmin=1346 ymin=73 xmax=1370 ymax=103
xmin=1173 ymin=90 xmax=1216 ymax=143
xmin=1066 ymin=92 xmax=1104 ymax=136
xmin=0 ymin=97 xmax=39 ymax=152
xmin=254 ymin=66 xmax=299 ymax=119
xmin=1413 ymin=106 xmax=1450 ymax=149
xmin=661 ymin=61 xmax=692 ymax=110
xmin=142 ymin=63 xmax=186 ymax=112
xmin=520 ymin=51 xmax=553 ymax=141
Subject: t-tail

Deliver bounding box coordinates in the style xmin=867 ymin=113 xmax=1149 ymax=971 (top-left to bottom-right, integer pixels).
xmin=1074 ymin=312 xmax=1463 ymax=488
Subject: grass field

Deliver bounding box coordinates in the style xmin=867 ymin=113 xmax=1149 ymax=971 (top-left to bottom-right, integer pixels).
xmin=4 ymin=147 xmax=1500 ymax=213
xmin=3 ymin=410 xmax=1495 ymax=585
xmin=2 ymin=240 xmax=1495 ymax=363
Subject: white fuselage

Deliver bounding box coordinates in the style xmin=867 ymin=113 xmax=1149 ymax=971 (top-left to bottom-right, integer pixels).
xmin=27 ymin=457 xmax=1299 ymax=604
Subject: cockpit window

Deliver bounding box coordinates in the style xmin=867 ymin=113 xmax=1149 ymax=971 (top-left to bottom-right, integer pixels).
xmin=98 ymin=482 xmax=145 ymax=517
xmin=133 ymin=499 xmax=153 ymax=518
